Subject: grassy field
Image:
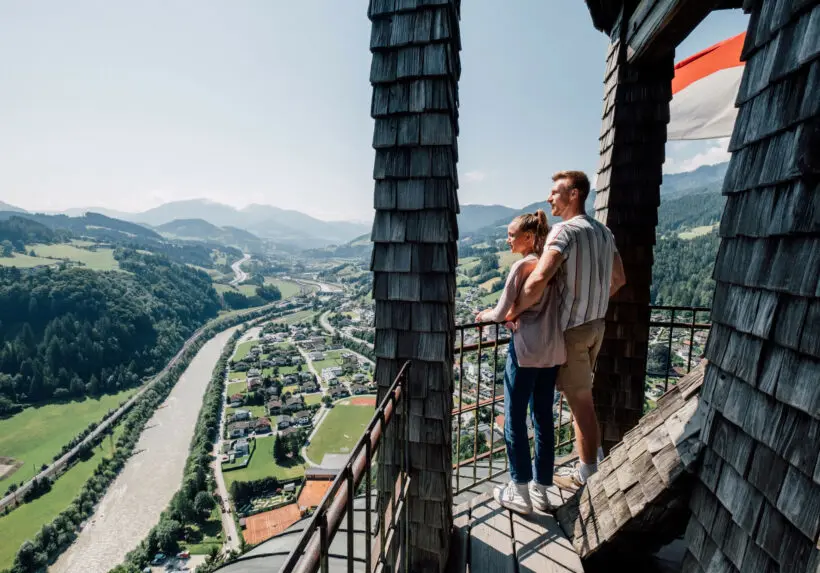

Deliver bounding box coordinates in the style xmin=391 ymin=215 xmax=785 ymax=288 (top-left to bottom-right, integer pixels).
xmin=226 ymin=405 xmax=268 ymax=419
xmin=0 ymin=388 xmax=138 ymax=484
xmin=306 ymin=404 xmax=375 ymax=462
xmin=272 ymin=310 xmax=317 ymax=326
xmin=479 ymin=277 xmax=502 ymax=292
xmin=497 ymin=250 xmax=521 ymax=271
xmin=478 ymin=290 xmax=502 ymax=307
xmin=678 ymin=224 xmax=718 ymax=240
xmin=29 ymin=243 xmax=119 ymax=271
xmin=227 ymin=381 xmax=247 ymax=396
xmin=228 ymin=371 xmax=247 ymax=382
xmin=264 ymin=278 xmax=302 ymax=300
xmin=304 ymin=394 xmax=323 ymax=406
xmin=233 ymin=340 xmax=257 ymax=361
xmin=223 ymin=436 xmax=306 ymax=487
xmin=180 ymin=506 xmax=224 ymax=554
xmin=0 ymin=253 xmax=56 ymax=268
xmin=0 ymin=423 xmax=123 ymax=570
xmin=309 ymin=350 xmax=344 ymax=374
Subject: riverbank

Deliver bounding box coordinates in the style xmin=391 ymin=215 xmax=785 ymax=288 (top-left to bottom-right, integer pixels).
xmin=50 ymin=327 xmax=240 ymax=573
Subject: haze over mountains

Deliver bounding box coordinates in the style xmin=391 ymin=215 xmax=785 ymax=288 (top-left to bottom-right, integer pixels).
xmin=1 ymin=161 xmax=728 ymax=251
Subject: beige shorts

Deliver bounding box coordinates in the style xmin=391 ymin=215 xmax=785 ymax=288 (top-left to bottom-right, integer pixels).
xmin=556 ymin=319 xmax=605 ymax=395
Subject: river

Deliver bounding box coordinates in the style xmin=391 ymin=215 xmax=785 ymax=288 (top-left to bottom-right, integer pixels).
xmin=50 ymin=326 xmax=241 ymax=573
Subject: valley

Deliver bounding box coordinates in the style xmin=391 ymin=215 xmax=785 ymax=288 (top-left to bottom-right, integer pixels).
xmin=0 ymin=161 xmax=724 ymax=573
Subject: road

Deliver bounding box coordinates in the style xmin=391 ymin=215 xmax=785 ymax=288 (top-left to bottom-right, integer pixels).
xmin=230 ymin=254 xmax=251 ymax=286
xmin=319 ymin=310 xmax=374 ymax=350
xmin=51 ymin=327 xmax=242 ymax=573
xmin=211 ymin=341 xmax=243 ymax=555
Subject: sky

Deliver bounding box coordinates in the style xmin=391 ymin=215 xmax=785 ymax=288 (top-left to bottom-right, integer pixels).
xmin=0 ymin=2 xmax=748 ymax=222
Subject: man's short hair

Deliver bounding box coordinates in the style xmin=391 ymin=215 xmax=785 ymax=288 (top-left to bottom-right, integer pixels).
xmin=552 ymin=170 xmax=591 ymax=203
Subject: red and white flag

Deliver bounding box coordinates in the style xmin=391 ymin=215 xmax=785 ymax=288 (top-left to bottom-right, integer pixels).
xmin=668 ymin=32 xmax=745 ymax=140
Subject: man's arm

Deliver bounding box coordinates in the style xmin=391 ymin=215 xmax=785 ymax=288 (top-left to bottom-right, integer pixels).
xmin=506 ymin=249 xmax=564 ymax=320
xmin=610 ymin=251 xmax=626 ymax=297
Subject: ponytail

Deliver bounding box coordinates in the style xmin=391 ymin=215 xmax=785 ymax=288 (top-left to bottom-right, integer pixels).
xmin=512 ymin=209 xmax=550 ymax=255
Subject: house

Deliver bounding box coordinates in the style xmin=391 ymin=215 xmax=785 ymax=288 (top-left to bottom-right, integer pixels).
xmin=249 ymin=346 xmax=261 ymax=356
xmin=230 ymin=409 xmax=251 ymax=422
xmin=290 ymin=356 xmax=302 ymax=366
xmin=350 ymin=384 xmax=367 ymax=395
xmin=232 ymin=438 xmax=249 ymax=456
xmin=283 ymin=483 xmax=297 ymax=494
xmin=227 ymin=421 xmax=252 ymax=439
xmin=341 ymin=353 xmax=357 ymax=367
xmin=352 ymin=373 xmax=367 ymax=383
xmin=229 ymin=393 xmax=244 ymax=407
xmin=265 ymin=386 xmax=280 ymax=398
xmin=308 ymin=351 xmax=325 ymax=361
xmin=299 ymin=382 xmax=319 ymax=393
xmin=247 ymin=368 xmax=261 ymax=378
xmin=279 ymin=426 xmax=299 ymax=437
xmin=246 ymin=378 xmax=262 ymax=391
xmin=254 ymin=417 xmax=272 ymax=434
xmin=267 ymin=399 xmax=283 ymax=415
xmin=299 ymin=372 xmax=314 ymax=382
xmin=284 ymin=396 xmax=305 ymax=412
xmin=277 ymin=416 xmax=292 ymax=430
xmin=283 ymin=374 xmax=298 ymax=386
xmin=293 ymin=411 xmax=312 ymax=426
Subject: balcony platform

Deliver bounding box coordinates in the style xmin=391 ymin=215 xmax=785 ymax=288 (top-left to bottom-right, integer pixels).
xmin=449 ymin=490 xmax=584 ymax=573
xmin=449 ymin=457 xmax=583 ymax=573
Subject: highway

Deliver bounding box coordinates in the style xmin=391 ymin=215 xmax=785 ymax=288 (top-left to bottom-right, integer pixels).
xmin=230 ymin=254 xmax=251 ymax=286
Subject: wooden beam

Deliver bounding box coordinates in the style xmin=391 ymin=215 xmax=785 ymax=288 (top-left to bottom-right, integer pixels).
xmin=626 ymin=0 xmax=723 ymax=64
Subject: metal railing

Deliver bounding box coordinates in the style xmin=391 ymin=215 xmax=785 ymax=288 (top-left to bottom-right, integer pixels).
xmin=452 ymin=305 xmax=711 ymax=494
xmin=647 ymin=305 xmax=711 ymax=392
xmin=451 ymin=321 xmax=577 ymax=496
xmin=280 ymin=361 xmax=411 ymax=573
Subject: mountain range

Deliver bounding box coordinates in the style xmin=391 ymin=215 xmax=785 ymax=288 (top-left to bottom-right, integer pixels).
xmin=1 ymin=161 xmax=728 ymax=251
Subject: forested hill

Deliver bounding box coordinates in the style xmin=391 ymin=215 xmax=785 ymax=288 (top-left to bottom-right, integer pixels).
xmin=0 ymin=249 xmax=220 ymax=415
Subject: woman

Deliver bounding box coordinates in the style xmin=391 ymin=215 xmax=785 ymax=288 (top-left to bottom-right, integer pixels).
xmin=475 ymin=210 xmax=565 ymax=514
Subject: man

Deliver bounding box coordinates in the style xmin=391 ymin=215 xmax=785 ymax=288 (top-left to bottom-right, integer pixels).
xmin=510 ymin=170 xmax=625 ymax=490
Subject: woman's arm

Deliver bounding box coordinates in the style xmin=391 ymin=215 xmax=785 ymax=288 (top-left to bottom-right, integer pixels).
xmin=476 ymin=260 xmax=531 ymax=323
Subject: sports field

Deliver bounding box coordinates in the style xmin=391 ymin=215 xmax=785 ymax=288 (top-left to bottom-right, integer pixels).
xmin=305 ymin=403 xmax=375 ymax=463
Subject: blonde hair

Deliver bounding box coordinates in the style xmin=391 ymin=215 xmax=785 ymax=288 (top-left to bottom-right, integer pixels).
xmin=512 ymin=209 xmax=549 ymax=255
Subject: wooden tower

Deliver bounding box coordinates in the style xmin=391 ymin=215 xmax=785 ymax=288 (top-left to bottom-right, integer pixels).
xmin=367 ymin=1 xmax=462 ymax=570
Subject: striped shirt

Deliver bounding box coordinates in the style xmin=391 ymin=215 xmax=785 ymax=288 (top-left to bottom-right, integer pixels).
xmin=547 ymin=214 xmax=617 ymax=331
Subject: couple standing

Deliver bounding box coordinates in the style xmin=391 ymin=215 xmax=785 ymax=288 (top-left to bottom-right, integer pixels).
xmin=475 ymin=170 xmax=626 ymax=515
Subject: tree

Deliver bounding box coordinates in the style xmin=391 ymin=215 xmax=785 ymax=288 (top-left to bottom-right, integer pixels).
xmin=194 ymin=491 xmax=216 ymax=518
xmin=1 ymin=240 xmax=13 ymax=257
xmin=154 ymin=519 xmax=182 ymax=553
xmin=273 ymin=434 xmax=287 ymax=464
xmin=647 ymin=344 xmax=671 ymax=375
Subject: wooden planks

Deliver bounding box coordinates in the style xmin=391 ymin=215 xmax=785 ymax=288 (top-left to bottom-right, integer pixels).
xmin=448 ymin=492 xmax=583 ymax=573
xmin=469 ymin=495 xmax=516 ymax=573
xmin=512 ymin=511 xmax=585 ymax=573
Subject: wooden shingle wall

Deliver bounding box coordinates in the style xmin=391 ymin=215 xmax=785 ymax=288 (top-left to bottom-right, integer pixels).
xmin=557 ymin=363 xmax=706 ymax=558
xmin=682 ymin=2 xmax=820 ymax=572
xmin=367 ymin=1 xmax=461 ymax=571
xmin=592 ymin=6 xmax=674 ymax=449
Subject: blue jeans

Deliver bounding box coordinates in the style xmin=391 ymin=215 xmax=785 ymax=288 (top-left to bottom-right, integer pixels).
xmin=503 ymin=336 xmax=558 ymax=485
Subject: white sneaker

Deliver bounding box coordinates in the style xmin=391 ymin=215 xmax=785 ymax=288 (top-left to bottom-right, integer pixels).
xmin=528 ymin=482 xmax=556 ymax=513
xmin=493 ymin=481 xmax=532 ymax=515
